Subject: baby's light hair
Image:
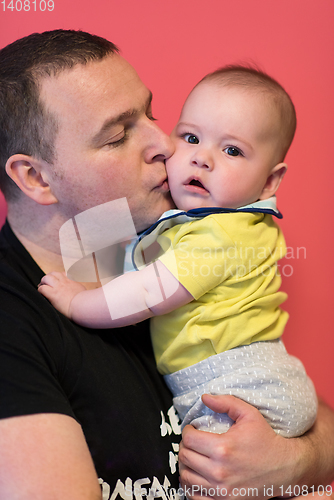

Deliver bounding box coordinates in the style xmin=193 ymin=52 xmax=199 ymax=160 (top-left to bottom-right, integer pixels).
xmin=197 ymin=65 xmax=296 ymax=161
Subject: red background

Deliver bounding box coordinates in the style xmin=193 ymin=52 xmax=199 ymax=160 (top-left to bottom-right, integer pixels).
xmin=1 ymin=0 xmax=333 ymax=408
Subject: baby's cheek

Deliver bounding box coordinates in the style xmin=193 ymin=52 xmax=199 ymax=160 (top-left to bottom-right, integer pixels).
xmin=165 ymin=157 xmax=179 ymax=181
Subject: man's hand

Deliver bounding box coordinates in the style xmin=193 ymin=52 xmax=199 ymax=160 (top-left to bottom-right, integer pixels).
xmin=38 ymin=272 xmax=86 ymax=318
xmin=179 ymin=394 xmax=304 ymax=500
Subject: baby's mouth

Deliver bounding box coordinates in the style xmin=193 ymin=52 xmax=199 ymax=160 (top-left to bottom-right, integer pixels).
xmin=189 ymin=179 xmax=205 ymax=189
xmin=184 ymin=178 xmax=209 ymax=194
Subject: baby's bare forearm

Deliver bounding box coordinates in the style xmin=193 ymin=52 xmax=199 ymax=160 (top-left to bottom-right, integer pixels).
xmin=69 ymin=287 xmax=111 ymax=328
xmin=40 ymin=261 xmax=193 ymax=329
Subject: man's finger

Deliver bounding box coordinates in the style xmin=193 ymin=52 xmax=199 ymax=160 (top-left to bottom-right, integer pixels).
xmin=201 ymin=394 xmax=259 ymax=423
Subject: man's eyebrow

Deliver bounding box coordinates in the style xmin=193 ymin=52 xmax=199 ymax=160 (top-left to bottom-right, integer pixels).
xmin=91 ymin=91 xmax=153 ymax=146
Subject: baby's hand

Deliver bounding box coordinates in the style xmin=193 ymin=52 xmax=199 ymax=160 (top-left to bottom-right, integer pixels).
xmin=38 ymin=272 xmax=86 ymax=318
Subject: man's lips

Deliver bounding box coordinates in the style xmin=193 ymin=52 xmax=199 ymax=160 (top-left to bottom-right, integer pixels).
xmin=154 ymin=178 xmax=169 ymax=192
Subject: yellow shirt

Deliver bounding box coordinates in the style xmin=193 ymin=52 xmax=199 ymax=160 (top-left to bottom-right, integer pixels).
xmin=149 ymin=211 xmax=288 ymax=375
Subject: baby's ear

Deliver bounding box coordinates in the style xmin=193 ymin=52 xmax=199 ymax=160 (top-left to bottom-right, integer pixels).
xmin=259 ymin=163 xmax=287 ymax=200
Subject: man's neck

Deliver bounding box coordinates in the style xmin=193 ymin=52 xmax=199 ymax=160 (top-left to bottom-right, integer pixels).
xmin=11 ymin=226 xmax=65 ymax=274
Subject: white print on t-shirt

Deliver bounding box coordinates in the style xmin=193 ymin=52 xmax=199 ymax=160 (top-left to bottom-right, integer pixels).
xmin=99 ymin=406 xmax=182 ymax=500
xmin=99 ymin=475 xmax=183 ymax=500
xmin=160 ymin=406 xmax=181 ymax=475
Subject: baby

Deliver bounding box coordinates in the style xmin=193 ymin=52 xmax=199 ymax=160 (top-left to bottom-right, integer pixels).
xmin=39 ymin=65 xmax=317 ymax=436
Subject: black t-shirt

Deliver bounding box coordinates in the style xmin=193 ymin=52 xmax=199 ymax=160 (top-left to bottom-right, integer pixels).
xmin=0 ymin=221 xmax=181 ymax=498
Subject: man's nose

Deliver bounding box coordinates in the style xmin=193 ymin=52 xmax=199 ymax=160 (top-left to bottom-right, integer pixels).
xmin=143 ymin=119 xmax=175 ymax=163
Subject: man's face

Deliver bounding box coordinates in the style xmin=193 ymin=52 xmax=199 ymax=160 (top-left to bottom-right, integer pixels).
xmin=166 ymin=82 xmax=283 ymax=211
xmin=40 ymin=54 xmax=174 ymax=231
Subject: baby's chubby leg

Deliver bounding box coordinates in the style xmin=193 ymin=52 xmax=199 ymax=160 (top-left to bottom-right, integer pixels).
xmin=38 ymin=272 xmax=86 ymax=318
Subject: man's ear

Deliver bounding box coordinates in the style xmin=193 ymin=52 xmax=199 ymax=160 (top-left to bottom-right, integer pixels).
xmin=259 ymin=162 xmax=287 ymax=200
xmin=5 ymin=154 xmax=58 ymax=205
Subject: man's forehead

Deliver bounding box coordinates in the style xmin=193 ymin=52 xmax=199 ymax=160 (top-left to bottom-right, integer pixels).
xmin=40 ymin=54 xmax=141 ymax=98
xmin=39 ymin=54 xmax=150 ymax=127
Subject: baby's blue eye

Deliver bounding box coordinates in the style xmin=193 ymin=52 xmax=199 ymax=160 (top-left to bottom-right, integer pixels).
xmin=185 ymin=134 xmax=199 ymax=144
xmin=224 ymin=146 xmax=241 ymax=156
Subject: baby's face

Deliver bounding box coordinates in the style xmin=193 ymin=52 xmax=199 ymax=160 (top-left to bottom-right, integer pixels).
xmin=166 ymin=82 xmax=283 ymax=211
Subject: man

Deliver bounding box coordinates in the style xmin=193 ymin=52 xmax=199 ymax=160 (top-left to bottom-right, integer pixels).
xmin=0 ymin=30 xmax=333 ymax=500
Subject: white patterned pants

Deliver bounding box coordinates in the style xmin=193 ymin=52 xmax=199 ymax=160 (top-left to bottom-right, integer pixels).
xmin=164 ymin=340 xmax=317 ymax=437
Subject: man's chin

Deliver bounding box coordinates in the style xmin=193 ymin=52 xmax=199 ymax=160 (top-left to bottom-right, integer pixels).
xmin=153 ymin=191 xmax=175 ymax=215
xmin=163 ymin=192 xmax=176 ymax=210
xmin=135 ymin=195 xmax=175 ymax=233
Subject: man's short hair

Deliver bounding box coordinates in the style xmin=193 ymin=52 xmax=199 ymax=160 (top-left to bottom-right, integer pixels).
xmin=197 ymin=65 xmax=297 ymax=162
xmin=0 ymin=30 xmax=119 ymax=200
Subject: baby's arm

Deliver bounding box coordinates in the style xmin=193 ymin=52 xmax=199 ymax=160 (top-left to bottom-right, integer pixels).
xmin=38 ymin=262 xmax=193 ymax=328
